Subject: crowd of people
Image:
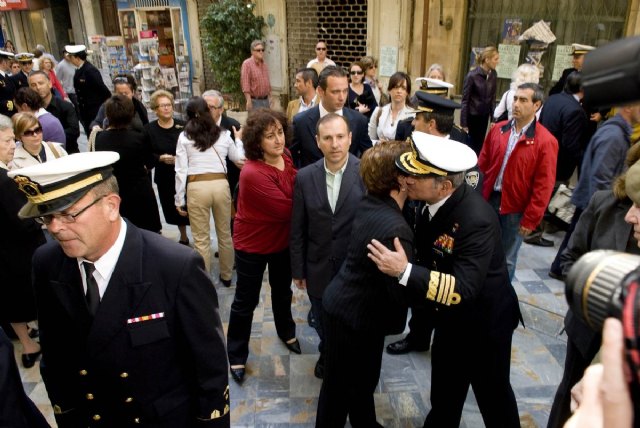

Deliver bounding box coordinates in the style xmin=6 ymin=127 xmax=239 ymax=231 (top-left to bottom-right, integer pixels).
xmin=1 ymin=35 xmax=639 ymax=428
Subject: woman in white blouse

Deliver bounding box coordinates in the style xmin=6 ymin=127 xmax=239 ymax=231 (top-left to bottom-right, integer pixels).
xmin=368 ymin=72 xmax=415 ymax=144
xmin=175 ymin=97 xmax=245 ymax=286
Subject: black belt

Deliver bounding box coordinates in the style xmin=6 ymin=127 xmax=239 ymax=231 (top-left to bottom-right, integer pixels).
xmin=252 ymin=96 xmax=268 ymax=100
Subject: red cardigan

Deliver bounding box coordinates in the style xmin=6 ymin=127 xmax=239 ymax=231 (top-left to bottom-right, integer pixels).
xmin=478 ymin=119 xmax=558 ymax=230
xmin=233 ymin=156 xmax=297 ymax=254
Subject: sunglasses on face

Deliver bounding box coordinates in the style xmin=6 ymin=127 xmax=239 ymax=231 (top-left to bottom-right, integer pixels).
xmin=350 ymin=70 xmax=364 ymax=75
xmin=113 ymin=76 xmax=129 ymax=84
xmin=253 ymin=48 xmax=264 ymax=52
xmin=316 ymin=47 xmax=327 ymax=51
xmin=22 ymin=126 xmax=42 ymax=137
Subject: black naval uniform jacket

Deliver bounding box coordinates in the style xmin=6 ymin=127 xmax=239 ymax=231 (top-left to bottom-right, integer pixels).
xmin=73 ymin=61 xmax=111 ymax=127
xmin=10 ymin=70 xmax=28 ymax=91
xmin=0 ymin=72 xmax=16 ymax=116
xmin=406 ymin=183 xmax=520 ymax=335
xmin=33 ymin=222 xmax=230 ymax=428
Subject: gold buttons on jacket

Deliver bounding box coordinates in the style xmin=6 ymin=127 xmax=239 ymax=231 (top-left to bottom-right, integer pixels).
xmin=86 ymin=393 xmax=94 ymax=400
xmin=92 ymin=414 xmax=101 ymax=421
xmin=125 ymin=397 xmax=133 ymax=403
xmin=120 ymin=372 xmax=129 ymax=378
xmin=79 ymin=369 xmax=88 ymax=376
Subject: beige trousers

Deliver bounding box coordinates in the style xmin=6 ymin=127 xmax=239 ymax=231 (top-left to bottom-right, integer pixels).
xmin=186 ymin=179 xmax=234 ymax=279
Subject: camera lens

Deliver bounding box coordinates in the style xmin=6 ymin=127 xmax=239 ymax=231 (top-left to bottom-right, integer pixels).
xmin=566 ymin=250 xmax=640 ymax=331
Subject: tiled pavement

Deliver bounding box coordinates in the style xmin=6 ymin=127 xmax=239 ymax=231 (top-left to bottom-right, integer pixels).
xmin=16 ymin=129 xmax=573 ymax=428
xmin=17 ymin=223 xmax=570 ymax=427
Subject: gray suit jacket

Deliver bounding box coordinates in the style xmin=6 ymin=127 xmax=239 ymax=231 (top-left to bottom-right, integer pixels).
xmin=291 ymin=106 xmax=372 ymax=168
xmin=561 ymin=190 xmax=640 ymax=356
xmin=290 ymin=154 xmax=366 ymax=299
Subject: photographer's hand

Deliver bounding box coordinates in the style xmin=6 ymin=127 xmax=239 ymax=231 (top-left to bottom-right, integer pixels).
xmin=564 ymin=318 xmax=633 ymax=428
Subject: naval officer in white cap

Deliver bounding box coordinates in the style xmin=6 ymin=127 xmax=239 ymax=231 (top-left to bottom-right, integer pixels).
xmin=64 ymin=45 xmax=111 ymax=135
xmin=9 ymin=152 xmax=230 ymax=427
xmin=367 ymin=132 xmax=522 ymax=428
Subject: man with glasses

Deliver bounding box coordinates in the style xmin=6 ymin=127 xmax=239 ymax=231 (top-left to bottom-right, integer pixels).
xmin=240 ymin=40 xmax=271 ymax=111
xmin=203 ymin=89 xmax=243 ymax=202
xmin=307 ymin=41 xmax=335 ymax=76
xmin=65 ymin=44 xmax=111 ymax=135
xmin=8 ymin=151 xmax=231 ymax=427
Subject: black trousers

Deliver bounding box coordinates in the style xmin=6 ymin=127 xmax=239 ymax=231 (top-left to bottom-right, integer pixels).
xmin=404 ymin=306 xmax=433 ymax=350
xmin=467 ymin=113 xmax=490 ymax=155
xmin=226 ymin=248 xmax=296 ymax=366
xmin=316 ymin=310 xmax=384 ymax=428
xmin=309 ymin=295 xmax=324 ymax=353
xmin=550 ymin=207 xmax=584 ymax=276
xmin=424 ymin=326 xmax=520 ymax=428
xmin=546 ymin=332 xmax=600 ymax=428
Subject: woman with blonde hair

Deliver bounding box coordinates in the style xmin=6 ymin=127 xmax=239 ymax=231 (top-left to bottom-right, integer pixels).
xmin=9 ymin=112 xmax=67 ymax=169
xmin=461 ymin=46 xmax=499 ymax=154
xmin=39 ymin=56 xmax=66 ymax=100
xmin=360 ymin=56 xmax=386 ymax=105
xmin=493 ymin=63 xmax=540 ymax=122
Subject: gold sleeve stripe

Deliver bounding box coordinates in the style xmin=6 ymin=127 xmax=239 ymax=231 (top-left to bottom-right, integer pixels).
xmin=425 ymin=271 xmax=461 ymax=306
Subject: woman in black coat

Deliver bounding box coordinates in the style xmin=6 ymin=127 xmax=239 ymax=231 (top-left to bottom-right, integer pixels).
xmin=94 ymin=95 xmax=161 ymax=233
xmin=0 ymin=115 xmax=46 ymax=368
xmin=146 ymin=90 xmax=189 ymax=244
xmin=316 ymin=140 xmax=413 ymax=428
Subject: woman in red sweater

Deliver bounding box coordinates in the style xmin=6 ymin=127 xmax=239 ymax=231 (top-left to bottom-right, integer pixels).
xmin=227 ymin=109 xmax=300 ymax=383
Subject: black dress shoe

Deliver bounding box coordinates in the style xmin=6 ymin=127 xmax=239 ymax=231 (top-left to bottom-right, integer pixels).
xmin=524 ymin=236 xmax=554 ymax=247
xmin=230 ymin=367 xmax=245 ymax=383
xmin=548 ymin=270 xmax=565 ymax=281
xmin=178 ymin=239 xmax=189 ymax=246
xmin=386 ymin=338 xmax=429 ymax=355
xmin=22 ymin=350 xmax=42 ymax=368
xmin=219 ymin=275 xmax=232 ymax=287
xmin=28 ymin=327 xmax=39 ymax=339
xmin=314 ymin=358 xmax=324 ymax=379
xmin=284 ymin=339 xmax=302 ymax=354
xmin=307 ymin=310 xmax=316 ymax=328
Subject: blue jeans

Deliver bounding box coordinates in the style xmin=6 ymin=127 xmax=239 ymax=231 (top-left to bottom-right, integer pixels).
xmin=489 ymin=192 xmax=523 ymax=282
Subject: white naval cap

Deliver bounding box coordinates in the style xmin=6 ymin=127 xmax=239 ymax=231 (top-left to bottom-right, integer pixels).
xmin=14 ymin=52 xmax=34 ymax=62
xmin=64 ymin=44 xmax=87 ymax=54
xmin=0 ymin=50 xmax=14 ymax=59
xmin=8 ymin=151 xmax=120 ymax=218
xmin=415 ymin=77 xmax=454 ymax=96
xmin=396 ymin=131 xmax=477 ymax=177
xmin=570 ymin=43 xmax=596 ymax=55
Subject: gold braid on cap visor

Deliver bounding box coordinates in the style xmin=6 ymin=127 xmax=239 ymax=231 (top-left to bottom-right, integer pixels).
xmin=397 ymin=149 xmax=448 ymax=176
xmin=13 ymin=173 xmax=106 ymax=204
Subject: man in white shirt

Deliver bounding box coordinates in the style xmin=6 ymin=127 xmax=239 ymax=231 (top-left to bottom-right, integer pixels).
xmin=9 ymin=152 xmax=231 ymax=427
xmin=306 ymin=41 xmax=336 ymax=76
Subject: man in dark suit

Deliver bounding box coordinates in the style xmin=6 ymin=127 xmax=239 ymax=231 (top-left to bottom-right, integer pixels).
xmin=549 ymin=43 xmax=594 ymax=96
xmin=203 ymin=90 xmax=242 ymax=198
xmin=0 ymin=49 xmax=17 ymax=117
xmin=368 ymin=132 xmax=521 ymax=427
xmin=290 ymin=113 xmax=366 ymax=379
xmin=9 ymin=152 xmax=230 ymax=428
xmin=29 ymin=70 xmax=81 ymax=153
xmin=291 ymin=66 xmax=372 ymax=168
xmin=65 ymin=44 xmax=112 ymax=135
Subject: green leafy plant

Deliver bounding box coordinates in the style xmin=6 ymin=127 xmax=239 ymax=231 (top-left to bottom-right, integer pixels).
xmin=201 ymin=0 xmax=265 ymax=108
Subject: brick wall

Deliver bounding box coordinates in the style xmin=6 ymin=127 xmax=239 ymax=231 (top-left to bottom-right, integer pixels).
xmin=195 ymin=0 xmax=216 ymax=90
xmin=286 ymin=0 xmax=368 ymax=96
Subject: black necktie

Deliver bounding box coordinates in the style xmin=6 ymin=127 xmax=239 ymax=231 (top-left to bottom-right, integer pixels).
xmin=83 ymin=262 xmax=100 ymax=316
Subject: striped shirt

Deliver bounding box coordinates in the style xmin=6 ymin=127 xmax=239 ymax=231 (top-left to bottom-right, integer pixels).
xmin=241 ymin=57 xmax=271 ymax=98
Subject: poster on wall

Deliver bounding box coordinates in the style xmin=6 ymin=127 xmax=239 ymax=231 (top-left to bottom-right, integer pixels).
xmin=552 ymin=45 xmax=574 ymax=81
xmin=496 ymin=44 xmax=521 ymax=79
xmin=501 ymin=19 xmax=522 ymax=45
xmin=379 ymin=46 xmax=398 ymax=77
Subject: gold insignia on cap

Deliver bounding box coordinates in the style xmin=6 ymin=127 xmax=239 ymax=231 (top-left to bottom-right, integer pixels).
xmin=13 ymin=175 xmax=43 ymax=198
xmin=397 ymin=150 xmax=447 ymax=176
xmin=13 ymin=173 xmax=106 ymax=204
xmin=415 ymin=105 xmax=434 ymax=113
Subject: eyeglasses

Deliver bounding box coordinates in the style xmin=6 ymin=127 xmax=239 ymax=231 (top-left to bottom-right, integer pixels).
xmin=208 ymin=104 xmax=224 ymax=110
xmin=22 ymin=126 xmax=42 ymax=137
xmin=35 ymin=195 xmax=105 ymax=225
xmin=157 ymin=103 xmax=173 ymax=109
xmin=316 ymin=47 xmax=327 ymax=51
xmin=350 ymin=70 xmax=364 ymax=75
xmin=253 ymin=48 xmax=264 ymax=52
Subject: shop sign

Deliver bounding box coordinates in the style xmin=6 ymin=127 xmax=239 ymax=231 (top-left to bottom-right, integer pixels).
xmin=0 ymin=0 xmax=28 ymax=10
